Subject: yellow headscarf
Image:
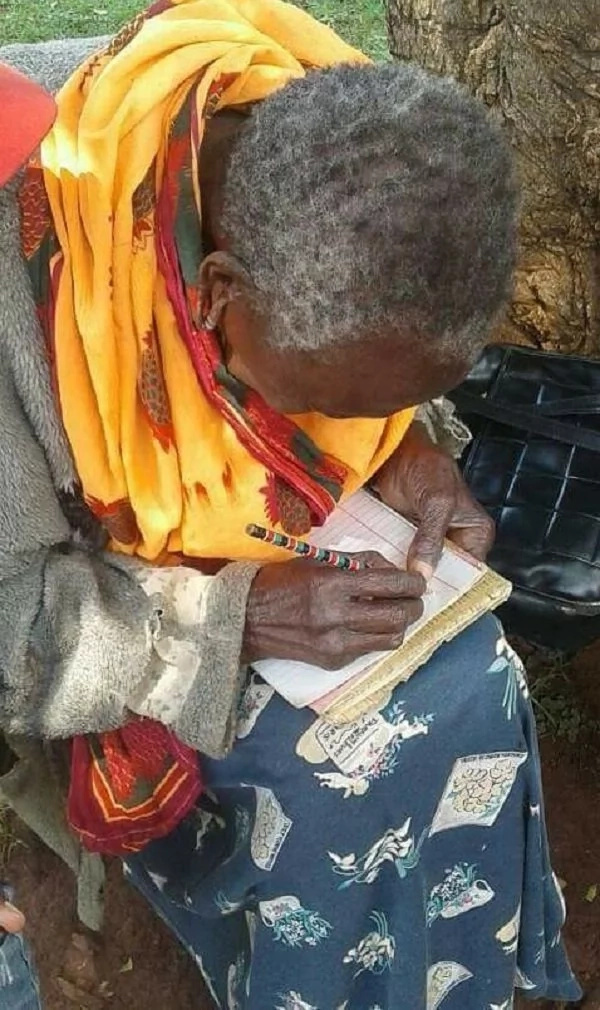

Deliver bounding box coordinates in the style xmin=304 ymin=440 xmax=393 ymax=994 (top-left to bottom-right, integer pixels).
xmin=21 ymin=0 xmax=415 ymax=564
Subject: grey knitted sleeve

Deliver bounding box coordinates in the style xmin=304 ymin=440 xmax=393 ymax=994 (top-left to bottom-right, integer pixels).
xmin=0 ymin=336 xmax=258 ymax=755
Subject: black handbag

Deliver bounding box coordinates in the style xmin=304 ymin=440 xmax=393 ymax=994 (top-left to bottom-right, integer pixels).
xmin=449 ymin=343 xmax=600 ymax=651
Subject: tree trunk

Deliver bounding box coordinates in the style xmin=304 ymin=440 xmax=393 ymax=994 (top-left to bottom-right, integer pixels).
xmin=385 ymin=0 xmax=600 ymax=355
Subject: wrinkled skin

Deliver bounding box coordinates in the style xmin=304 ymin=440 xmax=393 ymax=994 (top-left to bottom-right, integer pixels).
xmin=199 ymin=113 xmax=496 ymax=669
xmin=243 ymin=428 xmax=494 ymax=668
xmin=375 ymin=422 xmax=495 ymax=580
xmin=244 ymin=554 xmax=426 ymax=670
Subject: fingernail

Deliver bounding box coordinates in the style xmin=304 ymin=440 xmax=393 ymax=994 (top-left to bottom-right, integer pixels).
xmin=411 ymin=560 xmax=434 ymax=583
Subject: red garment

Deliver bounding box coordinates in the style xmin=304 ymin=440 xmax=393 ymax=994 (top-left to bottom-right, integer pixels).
xmin=68 ymin=722 xmax=202 ymax=855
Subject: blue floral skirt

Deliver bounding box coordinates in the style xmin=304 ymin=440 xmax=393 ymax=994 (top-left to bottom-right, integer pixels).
xmin=125 ymin=615 xmax=581 ymax=1010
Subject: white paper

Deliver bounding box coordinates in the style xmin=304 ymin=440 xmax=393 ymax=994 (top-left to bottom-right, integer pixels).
xmin=253 ymin=490 xmax=481 ymax=708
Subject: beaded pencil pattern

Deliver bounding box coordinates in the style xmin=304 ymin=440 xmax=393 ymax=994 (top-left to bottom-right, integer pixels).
xmin=245 ymin=524 xmax=363 ymax=571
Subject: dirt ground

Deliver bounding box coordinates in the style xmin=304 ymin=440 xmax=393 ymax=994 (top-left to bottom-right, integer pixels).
xmin=6 ymin=645 xmax=600 ymax=1010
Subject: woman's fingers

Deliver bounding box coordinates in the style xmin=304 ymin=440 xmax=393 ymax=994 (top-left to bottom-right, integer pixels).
xmin=446 ymin=514 xmax=496 ymax=562
xmin=341 ymin=597 xmax=424 ymax=635
xmin=0 ymin=901 xmax=25 ymax=933
xmin=406 ymin=494 xmax=454 ymax=581
xmin=313 ymin=623 xmax=419 ymax=669
xmin=245 ymin=557 xmax=426 ymax=667
xmin=312 ymin=598 xmax=425 ymax=668
xmin=347 ymin=565 xmax=426 ymax=600
xmin=351 ymin=550 xmax=397 ymax=570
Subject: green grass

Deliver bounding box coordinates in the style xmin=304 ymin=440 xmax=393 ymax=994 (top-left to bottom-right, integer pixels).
xmin=520 ymin=643 xmax=600 ymax=745
xmin=296 ymin=0 xmax=389 ymax=60
xmin=0 ymin=0 xmax=142 ymax=46
xmin=0 ymin=0 xmax=388 ymax=57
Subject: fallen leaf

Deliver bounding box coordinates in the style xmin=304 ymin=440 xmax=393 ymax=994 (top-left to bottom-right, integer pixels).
xmin=584 ymin=884 xmax=598 ymax=903
xmin=119 ymin=957 xmax=134 ymax=974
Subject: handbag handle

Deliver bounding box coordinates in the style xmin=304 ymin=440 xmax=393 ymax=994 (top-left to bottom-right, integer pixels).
xmin=451 ymin=390 xmax=600 ymax=453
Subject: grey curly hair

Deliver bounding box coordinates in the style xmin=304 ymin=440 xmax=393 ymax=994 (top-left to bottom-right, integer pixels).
xmin=220 ymin=61 xmax=518 ymax=357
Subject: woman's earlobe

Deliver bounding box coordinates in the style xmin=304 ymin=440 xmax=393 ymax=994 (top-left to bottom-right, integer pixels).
xmin=197 ymin=251 xmax=253 ymax=329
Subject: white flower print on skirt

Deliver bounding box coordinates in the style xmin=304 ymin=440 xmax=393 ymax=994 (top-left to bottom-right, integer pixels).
xmin=124 ymin=616 xmax=580 ymax=1009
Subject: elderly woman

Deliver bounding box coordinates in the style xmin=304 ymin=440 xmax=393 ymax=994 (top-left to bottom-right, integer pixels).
xmin=0 ymin=1 xmax=581 ymax=1008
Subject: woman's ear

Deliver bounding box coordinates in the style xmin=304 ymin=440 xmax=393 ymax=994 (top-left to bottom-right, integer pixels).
xmin=198 ymin=251 xmax=255 ymax=329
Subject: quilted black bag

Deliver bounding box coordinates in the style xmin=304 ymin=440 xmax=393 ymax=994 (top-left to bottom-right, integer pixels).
xmin=449 ymin=343 xmax=600 ymax=651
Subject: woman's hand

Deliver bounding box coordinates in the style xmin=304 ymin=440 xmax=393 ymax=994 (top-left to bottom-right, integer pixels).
xmin=374 ymin=421 xmax=495 ymax=580
xmin=244 ymin=553 xmax=426 ymax=669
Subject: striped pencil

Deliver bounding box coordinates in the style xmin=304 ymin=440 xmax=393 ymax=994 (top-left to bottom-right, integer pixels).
xmin=245 ymin=523 xmax=363 ymax=571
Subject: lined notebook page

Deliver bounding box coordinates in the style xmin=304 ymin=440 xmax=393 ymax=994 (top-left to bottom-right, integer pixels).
xmin=253 ymin=490 xmax=481 ymax=708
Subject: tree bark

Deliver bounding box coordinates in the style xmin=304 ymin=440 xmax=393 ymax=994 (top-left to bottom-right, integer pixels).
xmin=385 ymin=0 xmax=600 ymax=355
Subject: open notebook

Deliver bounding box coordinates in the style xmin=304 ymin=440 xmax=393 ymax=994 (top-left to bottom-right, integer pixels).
xmin=253 ymin=490 xmax=511 ymax=724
